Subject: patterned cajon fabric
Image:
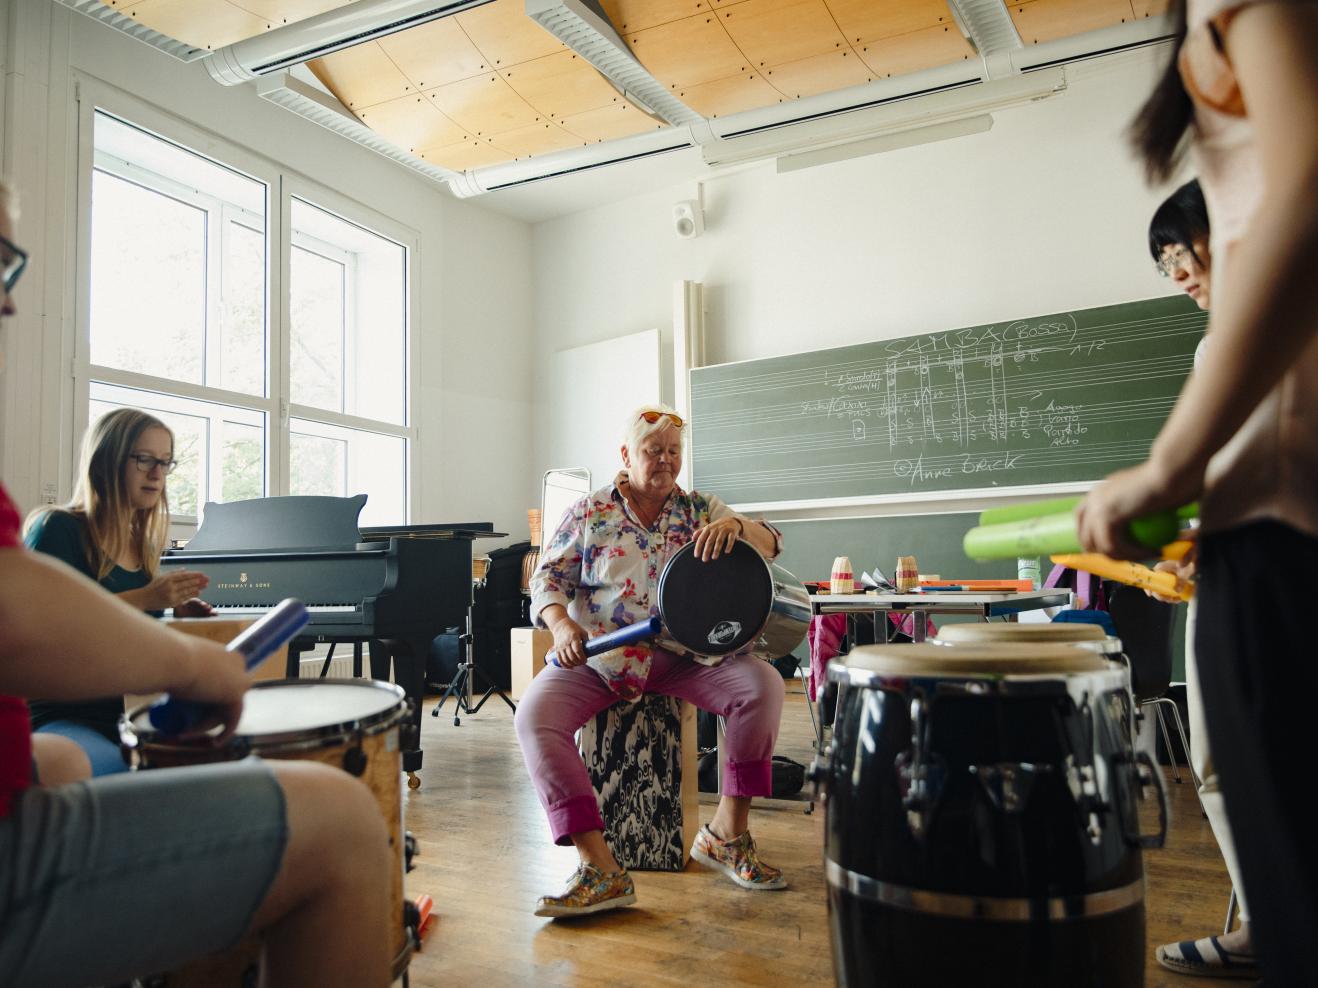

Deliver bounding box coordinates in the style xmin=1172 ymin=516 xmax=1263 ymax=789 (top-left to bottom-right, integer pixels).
xmin=580 ymin=694 xmax=697 ymax=871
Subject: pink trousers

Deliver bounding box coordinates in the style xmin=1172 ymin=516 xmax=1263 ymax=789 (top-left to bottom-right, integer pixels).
xmin=513 ymin=649 xmax=785 ymax=845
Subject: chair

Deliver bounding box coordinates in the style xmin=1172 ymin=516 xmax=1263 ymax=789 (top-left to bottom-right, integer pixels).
xmin=1104 ymin=582 xmax=1202 ymax=794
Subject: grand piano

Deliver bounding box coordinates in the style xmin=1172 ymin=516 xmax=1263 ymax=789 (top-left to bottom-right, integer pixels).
xmin=160 ymin=494 xmax=502 ymax=786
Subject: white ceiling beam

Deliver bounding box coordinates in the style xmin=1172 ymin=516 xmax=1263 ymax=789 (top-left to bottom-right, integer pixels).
xmin=524 ymin=0 xmax=702 ymax=127
xmin=50 ymin=0 xmax=209 ymax=61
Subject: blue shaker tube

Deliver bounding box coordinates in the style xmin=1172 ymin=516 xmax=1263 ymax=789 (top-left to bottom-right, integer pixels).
xmin=547 ymin=616 xmax=662 ymax=667
xmin=149 ymin=599 xmax=310 ymax=735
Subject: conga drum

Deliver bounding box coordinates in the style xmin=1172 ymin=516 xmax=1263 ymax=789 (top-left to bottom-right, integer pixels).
xmin=122 ymin=680 xmax=413 ymax=985
xmin=933 ymin=624 xmax=1133 ymax=737
xmin=816 ymin=644 xmax=1166 ymax=987
xmin=657 ymin=539 xmax=811 ymax=658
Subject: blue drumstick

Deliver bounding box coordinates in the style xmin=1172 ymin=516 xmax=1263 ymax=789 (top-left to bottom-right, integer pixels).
xmin=547 ymin=616 xmax=662 ymax=667
xmin=148 ymin=599 xmax=310 ymax=735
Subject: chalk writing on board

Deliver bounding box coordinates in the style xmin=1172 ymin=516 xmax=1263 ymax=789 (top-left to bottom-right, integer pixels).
xmin=690 ymin=298 xmax=1207 ymax=502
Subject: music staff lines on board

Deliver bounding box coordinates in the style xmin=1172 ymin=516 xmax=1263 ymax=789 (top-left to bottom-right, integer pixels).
xmin=690 ymin=313 xmax=1204 ymax=402
xmin=696 ymin=395 xmax=1180 ymax=461
xmin=698 ymin=439 xmax=1159 ymax=495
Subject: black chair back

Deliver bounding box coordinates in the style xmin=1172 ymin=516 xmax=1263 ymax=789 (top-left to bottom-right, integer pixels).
xmin=1104 ymin=580 xmax=1176 ymax=701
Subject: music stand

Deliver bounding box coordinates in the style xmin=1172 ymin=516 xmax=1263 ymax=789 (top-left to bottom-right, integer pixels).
xmin=432 ymin=586 xmax=517 ymax=726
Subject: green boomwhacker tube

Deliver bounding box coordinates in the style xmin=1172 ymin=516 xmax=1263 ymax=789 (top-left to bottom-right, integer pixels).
xmin=963 ymin=506 xmax=1196 ymax=561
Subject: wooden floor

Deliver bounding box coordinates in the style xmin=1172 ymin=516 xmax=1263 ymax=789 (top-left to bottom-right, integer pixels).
xmin=401 ymin=679 xmax=1234 ymax=988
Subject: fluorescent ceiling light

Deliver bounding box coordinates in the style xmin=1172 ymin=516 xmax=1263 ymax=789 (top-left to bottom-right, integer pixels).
xmin=775 ymin=114 xmax=994 ymax=174
xmin=525 ymin=0 xmax=702 ymax=127
xmin=207 ymin=0 xmax=496 ymax=86
xmin=701 ymin=66 xmax=1064 ymax=169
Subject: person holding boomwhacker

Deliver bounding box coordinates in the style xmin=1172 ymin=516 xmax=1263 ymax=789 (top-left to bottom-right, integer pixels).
xmin=1077 ymin=2 xmax=1318 ymax=983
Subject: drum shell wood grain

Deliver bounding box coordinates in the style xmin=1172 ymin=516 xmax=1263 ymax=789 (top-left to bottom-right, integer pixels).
xmin=123 ymin=679 xmax=410 ymax=985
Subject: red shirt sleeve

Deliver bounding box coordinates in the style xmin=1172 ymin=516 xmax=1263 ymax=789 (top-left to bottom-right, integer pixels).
xmin=0 ymin=483 xmax=34 ymax=816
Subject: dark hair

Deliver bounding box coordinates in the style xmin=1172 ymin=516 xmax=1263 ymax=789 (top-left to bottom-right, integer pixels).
xmin=1148 ymin=178 xmax=1210 ymax=264
xmin=1129 ymin=0 xmax=1193 ymax=184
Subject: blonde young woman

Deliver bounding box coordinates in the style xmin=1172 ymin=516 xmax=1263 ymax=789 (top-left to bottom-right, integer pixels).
xmin=23 ymin=408 xmax=210 ymax=774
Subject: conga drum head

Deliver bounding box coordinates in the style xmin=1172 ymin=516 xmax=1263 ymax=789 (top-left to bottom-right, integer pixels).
xmin=836 ymin=642 xmax=1113 ymax=680
xmin=658 ymin=539 xmax=773 ymax=656
xmin=935 ymin=622 xmax=1106 ymax=643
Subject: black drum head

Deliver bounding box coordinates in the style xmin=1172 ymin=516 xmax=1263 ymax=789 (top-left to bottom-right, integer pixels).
xmin=658 ymin=539 xmax=773 ymax=656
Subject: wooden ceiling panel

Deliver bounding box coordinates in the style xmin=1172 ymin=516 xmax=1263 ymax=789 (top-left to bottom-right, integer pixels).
xmin=224 ymin=0 xmax=353 ymax=24
xmin=354 ymin=93 xmax=467 ymax=153
xmin=855 ymin=23 xmax=974 ymax=80
xmin=1009 ymin=0 xmax=1138 ymax=45
xmin=1129 ymin=0 xmax=1171 ymax=17
xmin=599 ymin=0 xmax=719 ymax=35
xmin=416 ymin=138 xmax=510 ymax=172
xmin=761 ymin=48 xmax=872 ymax=100
xmin=425 ymin=73 xmax=543 ymax=136
xmin=676 ymin=70 xmax=781 ymax=118
xmin=113 ymin=0 xmax=268 ymax=50
xmin=377 ymin=18 xmax=490 ymax=90
xmin=309 ymin=43 xmax=415 ymax=109
xmin=500 ymin=51 xmax=622 ymax=121
xmin=454 ymin=0 xmax=566 ymax=68
xmin=626 ymin=13 xmax=749 ymax=89
xmin=488 ymin=121 xmax=586 ymax=159
xmin=824 ymin=0 xmax=956 ymax=46
xmin=558 ymin=102 xmax=666 ymax=143
xmin=719 ymin=0 xmax=849 ymax=70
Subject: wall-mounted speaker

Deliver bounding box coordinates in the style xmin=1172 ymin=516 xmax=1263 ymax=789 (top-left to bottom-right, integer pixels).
xmin=673 ymin=199 xmax=704 ymax=239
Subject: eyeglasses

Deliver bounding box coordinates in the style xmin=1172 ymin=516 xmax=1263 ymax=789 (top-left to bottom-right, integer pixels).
xmin=1155 ymin=244 xmax=1196 ymax=278
xmin=128 ymin=453 xmax=177 ymax=475
xmin=638 ymin=410 xmax=684 ymax=428
xmin=1 ymin=233 xmax=28 ymax=295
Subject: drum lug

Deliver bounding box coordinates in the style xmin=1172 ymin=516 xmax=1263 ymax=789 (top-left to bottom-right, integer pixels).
xmin=895 ymin=696 xmax=940 ymax=839
xmin=969 ymin=762 xmax=1049 ymax=813
xmin=1118 ymin=750 xmax=1169 ymax=849
xmin=807 ymin=745 xmax=832 ymax=802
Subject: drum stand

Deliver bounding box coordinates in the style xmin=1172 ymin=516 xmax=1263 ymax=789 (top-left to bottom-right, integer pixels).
xmin=432 ymin=611 xmax=516 ymax=726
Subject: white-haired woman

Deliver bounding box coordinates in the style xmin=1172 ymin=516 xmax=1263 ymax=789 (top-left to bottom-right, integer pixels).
xmin=517 ymin=403 xmax=788 ymax=918
xmin=23 ymin=407 xmax=210 ymax=774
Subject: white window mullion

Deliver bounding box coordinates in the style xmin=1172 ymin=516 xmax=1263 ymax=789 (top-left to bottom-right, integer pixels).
xmin=272 ymin=176 xmax=292 ymax=497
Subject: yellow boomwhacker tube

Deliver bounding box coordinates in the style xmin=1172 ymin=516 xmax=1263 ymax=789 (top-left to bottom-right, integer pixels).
xmin=1049 ymin=553 xmax=1194 ymax=602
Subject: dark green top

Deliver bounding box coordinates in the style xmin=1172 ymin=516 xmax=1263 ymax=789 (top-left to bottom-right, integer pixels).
xmin=23 ymin=510 xmax=155 ymax=741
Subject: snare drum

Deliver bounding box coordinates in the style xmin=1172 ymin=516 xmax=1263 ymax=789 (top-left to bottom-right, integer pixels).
xmin=816 ymin=644 xmax=1166 ymax=987
xmin=122 ymin=680 xmax=413 ymax=985
xmin=657 ymin=539 xmax=811 ymax=658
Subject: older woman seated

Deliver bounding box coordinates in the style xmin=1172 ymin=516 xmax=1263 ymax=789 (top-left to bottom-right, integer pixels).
xmin=517 ymin=403 xmax=788 ymax=918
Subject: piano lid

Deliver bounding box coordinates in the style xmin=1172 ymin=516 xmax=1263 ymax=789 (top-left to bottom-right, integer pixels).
xmin=182 ymin=495 xmax=368 ymax=552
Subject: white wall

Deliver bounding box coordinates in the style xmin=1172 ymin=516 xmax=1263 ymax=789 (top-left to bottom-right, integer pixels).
xmin=530 ymin=47 xmax=1187 ymax=512
xmin=0 ymin=0 xmax=537 ymax=542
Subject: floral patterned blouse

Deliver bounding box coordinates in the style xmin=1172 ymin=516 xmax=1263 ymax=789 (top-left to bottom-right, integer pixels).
xmin=530 ymin=472 xmax=782 ymax=700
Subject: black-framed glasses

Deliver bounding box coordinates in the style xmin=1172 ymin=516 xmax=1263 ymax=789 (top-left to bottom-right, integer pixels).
xmin=1155 ymin=244 xmax=1195 ymax=278
xmin=128 ymin=453 xmax=177 ymax=475
xmin=1 ymin=233 xmax=28 ymax=295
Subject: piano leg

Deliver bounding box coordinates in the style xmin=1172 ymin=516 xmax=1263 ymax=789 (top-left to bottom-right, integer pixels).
xmin=373 ymin=637 xmax=427 ymax=790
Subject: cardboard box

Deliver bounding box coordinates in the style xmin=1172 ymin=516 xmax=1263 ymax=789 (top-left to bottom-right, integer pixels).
xmin=509 ymin=627 xmax=553 ymax=700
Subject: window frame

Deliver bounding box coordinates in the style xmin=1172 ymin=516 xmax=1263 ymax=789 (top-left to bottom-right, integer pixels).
xmin=71 ymin=79 xmax=418 ymax=532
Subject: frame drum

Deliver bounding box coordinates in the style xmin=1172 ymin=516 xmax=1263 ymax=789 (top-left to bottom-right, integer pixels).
xmin=122 ymin=679 xmax=412 ymax=985
xmin=817 ymin=644 xmax=1166 ymax=987
xmin=657 ymin=539 xmax=811 ymax=659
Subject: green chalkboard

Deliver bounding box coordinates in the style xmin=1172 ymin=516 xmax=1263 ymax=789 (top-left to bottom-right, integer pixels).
xmin=691 ymin=295 xmax=1206 ymax=504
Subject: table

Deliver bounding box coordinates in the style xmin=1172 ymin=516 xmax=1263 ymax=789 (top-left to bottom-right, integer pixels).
xmin=809 ymin=590 xmax=1073 ymax=643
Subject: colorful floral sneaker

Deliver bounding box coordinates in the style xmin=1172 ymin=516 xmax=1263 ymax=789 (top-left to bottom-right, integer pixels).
xmin=691 ymin=825 xmax=787 ymax=890
xmin=534 ymin=863 xmax=636 ymax=919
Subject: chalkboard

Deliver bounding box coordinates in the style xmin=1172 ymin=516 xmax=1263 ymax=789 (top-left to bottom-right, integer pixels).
xmin=691 ymin=296 xmax=1206 ymax=505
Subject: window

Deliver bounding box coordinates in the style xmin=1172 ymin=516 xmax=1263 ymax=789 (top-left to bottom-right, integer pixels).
xmin=80 ymin=106 xmax=413 ymax=527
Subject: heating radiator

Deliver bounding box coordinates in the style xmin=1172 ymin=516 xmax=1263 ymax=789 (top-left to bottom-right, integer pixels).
xmin=298 ymin=652 xmax=357 ymax=679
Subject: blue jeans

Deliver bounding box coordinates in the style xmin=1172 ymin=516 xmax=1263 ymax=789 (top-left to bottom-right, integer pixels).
xmin=35 ymin=720 xmax=129 ymax=776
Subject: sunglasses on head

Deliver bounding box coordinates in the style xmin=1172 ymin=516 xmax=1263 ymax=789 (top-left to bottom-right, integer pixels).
xmin=1 ymin=233 xmax=28 ymax=296
xmin=638 ymin=410 xmax=684 ymax=428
